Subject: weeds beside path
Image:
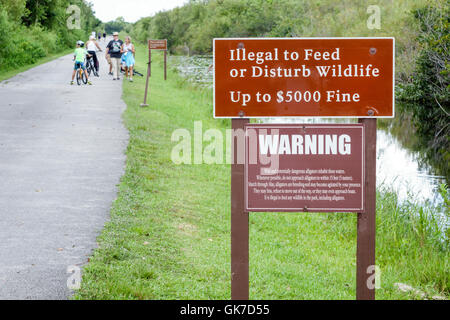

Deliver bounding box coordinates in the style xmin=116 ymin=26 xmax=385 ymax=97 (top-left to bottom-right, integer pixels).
xmin=74 ymin=43 xmax=448 ymax=300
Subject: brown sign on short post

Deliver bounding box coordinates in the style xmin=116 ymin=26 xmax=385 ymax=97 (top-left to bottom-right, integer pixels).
xmin=141 ymin=39 xmax=168 ymax=107
xmin=215 ymin=37 xmax=394 ymax=300
xmin=245 ymin=124 xmax=364 ymax=213
xmin=149 ymin=39 xmax=167 ymax=50
xmin=149 ymin=39 xmax=168 ymax=81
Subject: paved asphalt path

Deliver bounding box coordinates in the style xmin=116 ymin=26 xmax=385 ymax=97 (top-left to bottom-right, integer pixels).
xmin=0 ymin=39 xmax=129 ymax=299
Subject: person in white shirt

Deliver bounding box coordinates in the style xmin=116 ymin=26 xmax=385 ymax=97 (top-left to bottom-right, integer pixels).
xmin=86 ymin=35 xmax=102 ymax=73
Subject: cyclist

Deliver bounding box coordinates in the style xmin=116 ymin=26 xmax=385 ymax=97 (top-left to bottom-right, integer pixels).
xmin=71 ymin=41 xmax=92 ymax=85
xmin=86 ymin=35 xmax=102 ymax=74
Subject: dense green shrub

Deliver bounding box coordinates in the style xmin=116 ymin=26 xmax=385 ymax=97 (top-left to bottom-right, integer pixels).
xmin=0 ymin=0 xmax=100 ymax=73
xmin=397 ymin=2 xmax=449 ymax=179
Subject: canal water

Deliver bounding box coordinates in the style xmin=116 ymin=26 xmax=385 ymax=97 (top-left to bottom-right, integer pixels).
xmin=170 ymin=55 xmax=447 ymax=208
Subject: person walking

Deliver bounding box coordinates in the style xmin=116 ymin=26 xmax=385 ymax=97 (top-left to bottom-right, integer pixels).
xmin=121 ymin=36 xmax=136 ymax=82
xmin=105 ymin=52 xmax=113 ymax=75
xmin=106 ymin=32 xmax=123 ymax=80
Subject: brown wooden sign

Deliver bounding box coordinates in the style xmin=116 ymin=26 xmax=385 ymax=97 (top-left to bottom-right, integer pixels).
xmin=231 ymin=118 xmax=377 ymax=300
xmin=214 ymin=38 xmax=394 ymax=118
xmin=141 ymin=39 xmax=168 ymax=106
xmin=245 ymin=124 xmax=364 ymax=212
xmin=224 ymin=37 xmax=386 ymax=301
xmin=149 ymin=39 xmax=167 ymax=50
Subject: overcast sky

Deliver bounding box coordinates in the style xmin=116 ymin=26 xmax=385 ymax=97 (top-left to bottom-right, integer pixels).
xmin=88 ymin=0 xmax=189 ymax=23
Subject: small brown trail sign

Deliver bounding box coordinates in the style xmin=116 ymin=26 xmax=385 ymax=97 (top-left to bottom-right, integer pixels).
xmin=149 ymin=39 xmax=167 ymax=50
xmin=216 ymin=37 xmax=394 ymax=300
xmin=141 ymin=39 xmax=168 ymax=107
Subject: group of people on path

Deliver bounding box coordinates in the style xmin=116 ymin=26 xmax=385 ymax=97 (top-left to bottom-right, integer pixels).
xmin=106 ymin=32 xmax=136 ymax=81
xmin=97 ymin=31 xmax=107 ymax=41
xmin=71 ymin=31 xmax=136 ymax=85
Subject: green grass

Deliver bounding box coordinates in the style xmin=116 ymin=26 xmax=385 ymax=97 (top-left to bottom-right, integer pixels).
xmin=0 ymin=48 xmax=73 ymax=82
xmin=73 ymin=43 xmax=448 ymax=300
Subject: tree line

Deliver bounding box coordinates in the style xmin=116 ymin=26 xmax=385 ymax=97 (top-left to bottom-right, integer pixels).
xmin=130 ymin=0 xmax=448 ymax=179
xmin=397 ymin=3 xmax=449 ymax=179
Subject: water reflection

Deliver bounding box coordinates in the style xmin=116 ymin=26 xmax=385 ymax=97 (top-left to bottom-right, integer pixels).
xmin=376 ymin=129 xmax=445 ymax=206
xmin=170 ymin=55 xmax=213 ymax=88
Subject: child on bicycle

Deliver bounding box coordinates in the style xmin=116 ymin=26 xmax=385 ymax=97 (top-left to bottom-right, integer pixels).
xmin=71 ymin=41 xmax=92 ymax=85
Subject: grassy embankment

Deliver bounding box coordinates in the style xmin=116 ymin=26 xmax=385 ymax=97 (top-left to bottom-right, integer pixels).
xmin=74 ymin=43 xmax=448 ymax=300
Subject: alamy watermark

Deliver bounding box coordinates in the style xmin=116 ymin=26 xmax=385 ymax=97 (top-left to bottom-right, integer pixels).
xmin=367 ymin=265 xmax=381 ymax=289
xmin=171 ymin=121 xmax=281 ymax=172
xmin=171 ymin=120 xmax=352 ymax=168
xmin=66 ymin=5 xmax=81 ymax=30
xmin=367 ymin=5 xmax=381 ymax=30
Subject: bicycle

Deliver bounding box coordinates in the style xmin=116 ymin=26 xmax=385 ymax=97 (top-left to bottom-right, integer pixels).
xmin=86 ymin=54 xmax=99 ymax=77
xmin=133 ymin=69 xmax=144 ymax=77
xmin=75 ymin=62 xmax=88 ymax=85
xmin=120 ymin=67 xmax=144 ymax=77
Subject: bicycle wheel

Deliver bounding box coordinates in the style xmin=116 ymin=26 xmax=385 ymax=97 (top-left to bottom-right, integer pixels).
xmin=90 ymin=60 xmax=98 ymax=77
xmin=82 ymin=70 xmax=88 ymax=84
xmin=76 ymin=68 xmax=82 ymax=85
xmin=86 ymin=61 xmax=92 ymax=76
xmin=91 ymin=62 xmax=98 ymax=77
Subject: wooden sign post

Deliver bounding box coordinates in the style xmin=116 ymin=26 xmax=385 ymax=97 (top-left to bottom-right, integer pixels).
xmin=231 ymin=118 xmax=249 ymax=300
xmin=357 ymin=117 xmax=377 ymax=300
xmin=164 ymin=49 xmax=167 ymax=81
xmin=140 ymin=48 xmax=151 ymax=107
xmin=141 ymin=39 xmax=168 ymax=107
xmin=215 ymin=38 xmax=394 ymax=300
